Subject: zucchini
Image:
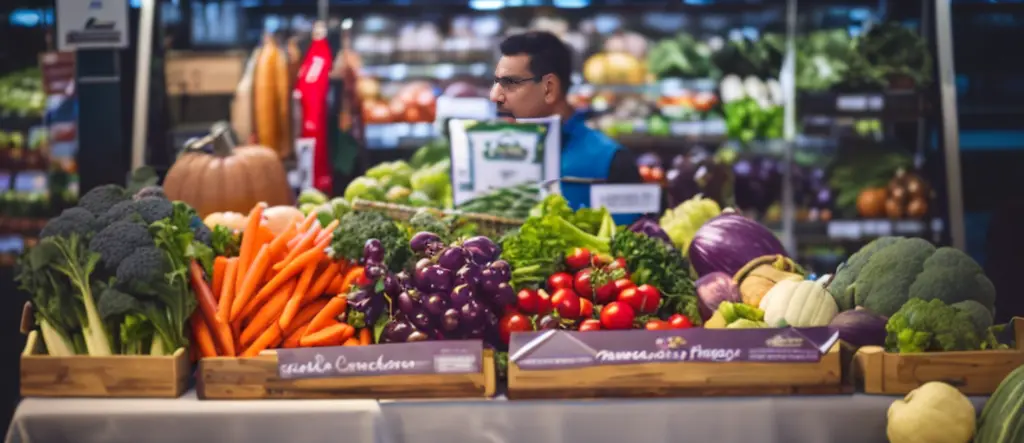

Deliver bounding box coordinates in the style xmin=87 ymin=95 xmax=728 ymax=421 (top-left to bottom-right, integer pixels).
xmin=975 ymin=364 xmax=1024 ymax=443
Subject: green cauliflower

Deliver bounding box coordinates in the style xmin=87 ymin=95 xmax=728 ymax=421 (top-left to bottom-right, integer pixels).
xmin=833 ymin=236 xmax=995 ymax=319
xmin=884 ymin=298 xmax=987 ymax=352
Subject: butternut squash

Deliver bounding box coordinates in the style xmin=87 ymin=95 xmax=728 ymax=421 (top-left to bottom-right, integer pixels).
xmin=254 ymin=33 xmax=284 ymax=158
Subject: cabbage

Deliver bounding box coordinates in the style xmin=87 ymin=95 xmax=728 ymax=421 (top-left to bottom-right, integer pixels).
xmin=410 ymin=162 xmax=450 ymax=200
xmin=660 ymin=194 xmax=721 ymax=254
xmin=366 ymin=161 xmax=414 ymax=189
xmin=344 ymin=177 xmax=386 ymax=202
xmin=687 ymin=213 xmax=788 ymax=277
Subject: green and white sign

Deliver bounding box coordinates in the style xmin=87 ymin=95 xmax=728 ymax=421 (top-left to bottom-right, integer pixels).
xmin=448 ymin=117 xmax=561 ymax=206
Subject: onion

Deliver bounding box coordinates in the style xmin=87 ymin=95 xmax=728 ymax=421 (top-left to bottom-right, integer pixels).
xmin=687 ymin=213 xmax=789 ymax=277
xmin=696 ymin=272 xmax=741 ymax=321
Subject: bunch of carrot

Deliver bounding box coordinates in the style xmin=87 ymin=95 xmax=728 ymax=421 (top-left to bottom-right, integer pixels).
xmin=187 ymin=202 xmax=371 ymax=359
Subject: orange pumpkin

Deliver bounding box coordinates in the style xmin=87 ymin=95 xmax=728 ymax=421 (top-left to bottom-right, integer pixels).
xmin=163 ymin=123 xmax=293 ymax=218
xmin=856 ymin=187 xmax=888 ymax=218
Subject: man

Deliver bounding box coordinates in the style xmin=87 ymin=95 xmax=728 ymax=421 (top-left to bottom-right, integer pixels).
xmin=489 ymin=31 xmax=644 ymax=225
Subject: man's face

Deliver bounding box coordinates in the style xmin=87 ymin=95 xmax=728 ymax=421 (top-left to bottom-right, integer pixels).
xmin=489 ymin=54 xmax=558 ymax=119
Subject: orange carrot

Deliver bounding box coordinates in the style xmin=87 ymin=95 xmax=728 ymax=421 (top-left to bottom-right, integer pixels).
xmin=285 ymin=298 xmax=329 ymax=334
xmin=212 ymin=256 xmax=229 ymax=301
xmin=230 ymin=244 xmax=272 ymax=321
xmin=336 ymin=266 xmax=366 ymax=295
xmin=299 ymin=211 xmax=318 ymax=231
xmin=358 ymin=327 xmax=372 ymax=345
xmin=300 ymin=322 xmax=354 ymax=347
xmin=303 ymin=261 xmax=341 ymax=303
xmin=278 ymin=260 xmax=317 ymax=330
xmin=266 ymin=222 xmax=298 ymax=262
xmin=242 ymin=325 xmax=283 ymax=357
xmin=313 ymin=219 xmax=339 ymax=244
xmin=282 ymin=323 xmax=309 ymax=348
xmin=243 ymin=237 xmax=330 ymax=317
xmin=257 ymin=224 xmax=275 ymax=246
xmin=189 ymin=261 xmax=235 ymax=356
xmin=343 ymin=337 xmax=360 ymax=346
xmin=191 ymin=315 xmax=219 ymax=358
xmin=216 ymin=258 xmax=239 ymax=323
xmin=325 ymin=273 xmax=344 ymax=295
xmin=304 ymin=295 xmax=348 ymax=337
xmin=240 ymin=279 xmax=296 ymax=347
xmin=274 ymin=225 xmax=320 ymax=271
xmin=236 ymin=203 xmax=267 ymax=291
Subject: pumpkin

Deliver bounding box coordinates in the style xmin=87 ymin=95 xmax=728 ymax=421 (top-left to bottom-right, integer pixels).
xmin=163 ymin=123 xmax=293 ymax=218
xmin=733 ymin=255 xmax=804 ymax=307
xmin=856 ymin=187 xmax=888 ymax=218
xmin=204 ymin=211 xmax=248 ymax=231
xmin=263 ymin=205 xmax=304 ymax=235
xmin=759 ymin=279 xmax=838 ymax=327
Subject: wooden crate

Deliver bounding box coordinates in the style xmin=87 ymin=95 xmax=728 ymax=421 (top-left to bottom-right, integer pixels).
xmin=20 ymin=330 xmax=191 ymax=398
xmin=854 ymin=317 xmax=1024 ymax=395
xmin=507 ymin=342 xmax=845 ymax=399
xmin=197 ymin=349 xmax=497 ymax=400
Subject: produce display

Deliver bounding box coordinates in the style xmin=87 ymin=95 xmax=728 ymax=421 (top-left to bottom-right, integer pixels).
xmin=0 ymin=68 xmax=45 ymax=117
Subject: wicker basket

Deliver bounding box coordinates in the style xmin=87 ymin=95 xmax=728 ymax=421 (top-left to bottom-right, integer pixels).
xmin=350 ymin=199 xmax=524 ymax=238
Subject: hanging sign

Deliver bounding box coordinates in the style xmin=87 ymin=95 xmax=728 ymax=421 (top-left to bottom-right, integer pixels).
xmin=56 ymin=0 xmax=130 ymax=51
xmin=448 ymin=117 xmax=561 ymax=206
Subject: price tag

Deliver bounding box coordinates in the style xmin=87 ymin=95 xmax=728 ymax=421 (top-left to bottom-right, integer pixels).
xmin=893 ymin=220 xmax=925 ymax=235
xmin=827 ymin=221 xmax=862 ymax=240
xmin=288 ymin=137 xmax=316 ymax=190
xmin=589 ymin=184 xmax=662 ymax=214
xmin=835 ymin=94 xmax=884 ymax=112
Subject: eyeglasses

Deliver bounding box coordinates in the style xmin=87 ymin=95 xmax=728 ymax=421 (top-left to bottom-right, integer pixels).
xmin=493 ymin=76 xmax=542 ymax=88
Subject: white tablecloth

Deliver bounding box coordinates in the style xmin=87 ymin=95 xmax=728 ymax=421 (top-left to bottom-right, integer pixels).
xmin=4 ymin=390 xmax=382 ymax=443
xmin=5 ymin=392 xmax=988 ymax=443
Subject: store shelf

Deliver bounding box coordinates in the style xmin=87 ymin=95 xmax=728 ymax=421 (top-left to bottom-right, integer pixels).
xmin=797 ymin=91 xmax=928 ymax=121
xmin=365 ymin=122 xmax=438 ymax=150
xmin=572 ymin=78 xmax=718 ymax=95
xmin=767 ymin=218 xmax=945 ymax=244
xmin=360 ymin=62 xmax=490 ymax=82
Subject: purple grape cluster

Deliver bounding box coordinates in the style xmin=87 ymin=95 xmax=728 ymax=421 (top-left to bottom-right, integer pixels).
xmin=348 ymin=232 xmax=516 ymax=345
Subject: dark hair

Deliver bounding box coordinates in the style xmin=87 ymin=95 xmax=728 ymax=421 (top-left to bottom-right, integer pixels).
xmin=499 ymin=31 xmax=573 ymax=97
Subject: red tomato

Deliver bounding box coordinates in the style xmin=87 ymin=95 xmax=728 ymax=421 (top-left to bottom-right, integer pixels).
xmin=516 ymin=289 xmax=540 ymax=314
xmin=565 ymin=247 xmax=592 ymax=270
xmin=551 ymin=288 xmax=581 ymax=319
xmin=579 ymin=297 xmax=594 ymax=318
xmin=645 ymin=319 xmax=672 ymax=330
xmin=547 ymin=272 xmax=574 ymax=291
xmin=600 ymin=301 xmax=635 ymax=330
xmin=594 ymin=281 xmax=617 ymax=304
xmin=614 ymin=257 xmax=628 ymax=272
xmin=578 ymin=319 xmax=602 ymax=332
xmin=535 ymin=289 xmax=554 ymax=316
xmin=613 ymin=278 xmax=636 ymax=295
xmin=574 ymin=269 xmax=594 ymax=299
xmin=633 ymin=284 xmax=662 ymax=314
xmin=592 ymin=254 xmax=613 ymax=267
xmin=669 ymin=314 xmax=693 ymax=329
xmin=499 ymin=312 xmax=533 ymax=344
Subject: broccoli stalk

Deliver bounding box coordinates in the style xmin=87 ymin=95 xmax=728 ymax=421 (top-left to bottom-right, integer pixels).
xmin=543 ymin=215 xmax=611 ymax=255
xmin=34 ymin=235 xmax=113 ymax=356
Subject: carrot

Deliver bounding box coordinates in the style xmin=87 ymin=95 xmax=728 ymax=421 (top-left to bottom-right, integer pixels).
xmin=358 ymin=327 xmax=372 ymax=345
xmin=243 ymin=237 xmax=330 ymax=317
xmin=300 ymin=322 xmax=354 ymax=347
xmin=325 ymin=273 xmax=344 ymax=295
xmin=336 ymin=266 xmax=365 ymax=295
xmin=216 ymin=258 xmax=239 ymax=323
xmin=298 ymin=212 xmax=317 ymax=231
xmin=274 ymin=225 xmax=319 ymax=271
xmin=212 ymin=256 xmax=229 ymax=301
xmin=191 ymin=315 xmax=219 ymax=358
xmin=236 ymin=202 xmax=267 ymax=290
xmin=230 ymin=244 xmax=272 ymax=321
xmin=285 ymin=298 xmax=330 ymax=336
xmin=282 ymin=323 xmax=308 ymax=348
xmin=343 ymin=337 xmax=360 ymax=346
xmin=257 ymin=224 xmax=276 ymax=246
xmin=239 ymin=279 xmax=296 ymax=347
xmin=304 ymin=295 xmax=348 ymax=337
xmin=242 ymin=325 xmax=283 ymax=357
xmin=278 ymin=259 xmax=317 ymax=330
xmin=189 ymin=261 xmax=235 ymax=356
xmin=303 ymin=261 xmax=341 ymax=303
xmin=266 ymin=222 xmax=298 ymax=262
xmin=313 ymin=219 xmax=339 ymax=244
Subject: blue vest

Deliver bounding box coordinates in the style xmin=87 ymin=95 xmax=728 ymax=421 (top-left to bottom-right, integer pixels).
xmin=560 ymin=112 xmax=641 ymax=226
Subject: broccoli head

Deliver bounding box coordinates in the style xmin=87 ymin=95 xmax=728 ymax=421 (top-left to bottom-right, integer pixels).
xmin=79 ymin=184 xmax=128 ymax=215
xmin=40 ymin=207 xmax=97 ymax=239
xmin=89 ymin=220 xmax=154 ymax=273
xmin=96 ymin=200 xmax=141 ymax=228
xmin=828 ymin=236 xmax=902 ymax=310
xmin=135 ymin=197 xmax=174 ymax=224
xmin=132 ymin=185 xmax=166 ymax=201
xmin=328 ymin=211 xmax=411 ymax=272
xmin=843 ymin=237 xmax=996 ymax=319
xmin=115 ymin=247 xmax=169 ymax=284
xmin=885 ymin=298 xmax=984 ymax=352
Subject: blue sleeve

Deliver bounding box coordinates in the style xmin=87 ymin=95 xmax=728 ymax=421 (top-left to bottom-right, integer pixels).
xmin=612 ymin=212 xmax=641 ymax=227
